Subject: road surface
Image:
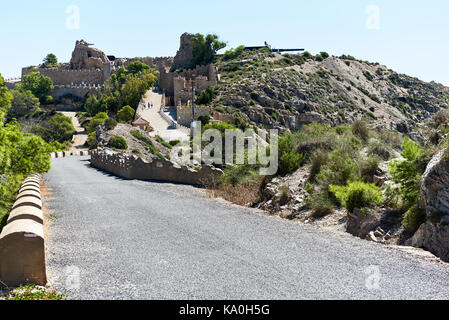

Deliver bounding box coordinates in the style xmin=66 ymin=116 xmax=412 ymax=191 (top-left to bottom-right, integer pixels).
xmin=44 ymin=157 xmax=449 ymax=300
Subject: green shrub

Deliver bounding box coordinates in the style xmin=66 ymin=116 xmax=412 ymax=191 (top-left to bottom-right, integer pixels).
xmin=130 ymin=130 xmax=163 ymax=157
xmin=389 ymin=137 xmax=431 ymax=207
xmin=310 ymin=150 xmax=329 ymax=180
xmin=315 ymin=54 xmax=324 ymax=62
xmin=402 ymin=205 xmax=426 ymax=232
xmin=223 ymin=45 xmax=245 ymax=61
xmin=303 ymin=51 xmax=312 ymax=59
xmin=3 ymin=285 xmax=65 ymax=300
xmin=220 ymin=164 xmax=260 ymax=186
xmin=33 ymin=114 xmax=76 ymax=144
xmin=197 ymin=114 xmax=211 ymax=126
xmin=86 ymin=112 xmax=109 ymax=134
xmin=368 ymin=141 xmax=391 ymax=160
xmin=320 ymin=52 xmax=330 ymax=59
xmin=87 ymin=132 xmax=97 ymax=148
xmin=130 ymin=129 xmax=143 ymax=140
xmin=104 ymin=117 xmax=118 ymax=130
xmin=278 ymin=185 xmax=290 ymax=205
xmin=359 ymin=157 xmax=380 ymax=183
xmin=278 ymin=133 xmax=305 ymax=175
xmin=155 ymin=135 xmax=173 ymax=149
xmin=379 ymin=130 xmax=402 ymax=150
xmin=196 ymin=87 xmax=216 ymax=105
xmin=433 ymin=110 xmax=449 ymax=129
xmin=108 ymin=136 xmax=127 ymax=150
xmin=330 ymin=181 xmax=384 ymax=213
xmin=309 ymin=190 xmax=334 ymax=217
xmin=117 ymin=105 xmax=135 ymax=123
xmin=169 ymin=140 xmax=181 ymax=146
xmin=351 ymin=120 xmax=370 ymax=142
xmin=317 ymin=149 xmax=359 ymax=186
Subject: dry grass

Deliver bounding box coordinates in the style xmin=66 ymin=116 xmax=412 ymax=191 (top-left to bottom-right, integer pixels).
xmin=205 ymin=177 xmax=264 ymax=207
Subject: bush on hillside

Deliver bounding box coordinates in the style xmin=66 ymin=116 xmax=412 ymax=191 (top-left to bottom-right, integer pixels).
xmin=196 ymin=87 xmax=216 ymax=105
xmin=402 ymin=205 xmax=426 ymax=232
xmin=104 ymin=117 xmax=118 ymax=130
xmin=388 ymin=137 xmax=431 ymax=207
xmin=86 ymin=112 xmax=109 ymax=134
xmin=108 ymin=136 xmax=127 ymax=150
xmin=316 ymin=149 xmax=359 ymax=186
xmin=223 ymin=46 xmax=245 ymax=61
xmin=278 ymin=133 xmax=305 ymax=175
xmin=330 ymin=181 xmax=384 ymax=213
xmin=351 ymin=120 xmax=370 ymax=142
xmin=117 ymin=105 xmax=135 ymax=123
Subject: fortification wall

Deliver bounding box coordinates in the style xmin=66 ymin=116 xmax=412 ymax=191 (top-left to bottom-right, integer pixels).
xmin=90 ymin=149 xmax=221 ymax=186
xmin=51 ymin=85 xmax=100 ymax=99
xmin=177 ymin=105 xmax=211 ymax=126
xmin=5 ymin=78 xmax=21 ymax=90
xmin=125 ymin=57 xmax=173 ymax=73
xmin=22 ymin=67 xmax=105 ymax=86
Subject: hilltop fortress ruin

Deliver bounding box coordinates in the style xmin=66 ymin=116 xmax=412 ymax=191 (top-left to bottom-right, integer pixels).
xmin=20 ymin=33 xmax=219 ymax=124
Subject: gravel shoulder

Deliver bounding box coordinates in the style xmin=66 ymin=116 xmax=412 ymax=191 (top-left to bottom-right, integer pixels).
xmin=44 ymin=157 xmax=449 ymax=300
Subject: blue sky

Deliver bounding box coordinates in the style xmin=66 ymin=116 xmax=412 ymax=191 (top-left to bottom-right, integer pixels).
xmin=1 ymin=0 xmax=448 ymax=85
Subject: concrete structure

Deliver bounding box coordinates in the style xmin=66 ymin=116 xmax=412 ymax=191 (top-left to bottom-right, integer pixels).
xmin=7 ymin=206 xmax=44 ymax=225
xmin=132 ymin=117 xmax=152 ymax=132
xmin=0 ymin=176 xmax=47 ymax=287
xmin=90 ymin=149 xmax=222 ymax=186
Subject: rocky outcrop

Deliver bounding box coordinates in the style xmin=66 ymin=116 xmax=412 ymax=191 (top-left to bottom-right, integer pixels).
xmin=70 ymin=40 xmax=110 ymax=70
xmin=411 ymin=222 xmax=449 ymax=262
xmin=411 ymin=148 xmax=449 ymax=261
xmin=420 ymin=148 xmax=449 ymax=216
xmin=172 ymin=33 xmax=194 ymax=71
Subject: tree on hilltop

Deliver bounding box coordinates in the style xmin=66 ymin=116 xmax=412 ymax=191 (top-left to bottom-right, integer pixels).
xmin=192 ymin=33 xmax=227 ymax=66
xmin=43 ymin=53 xmax=58 ymax=65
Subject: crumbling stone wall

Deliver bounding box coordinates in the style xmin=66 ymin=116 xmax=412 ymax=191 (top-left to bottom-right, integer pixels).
xmin=171 ymin=32 xmax=194 ymax=71
xmin=90 ymin=149 xmax=222 ymax=186
xmin=176 ymin=105 xmax=211 ymax=126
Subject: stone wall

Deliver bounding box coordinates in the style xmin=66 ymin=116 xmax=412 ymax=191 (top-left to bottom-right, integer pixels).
xmin=90 ymin=149 xmax=222 ymax=186
xmin=51 ymin=85 xmax=101 ymax=99
xmin=22 ymin=67 xmax=105 ymax=86
xmin=176 ymin=105 xmax=211 ymax=127
xmin=5 ymin=79 xmax=20 ymax=90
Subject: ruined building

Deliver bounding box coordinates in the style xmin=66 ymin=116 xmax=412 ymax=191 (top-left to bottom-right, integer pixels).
xmin=19 ymin=33 xmax=218 ymax=123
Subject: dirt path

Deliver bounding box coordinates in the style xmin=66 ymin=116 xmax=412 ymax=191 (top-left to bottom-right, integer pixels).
xmin=60 ymin=112 xmax=88 ymax=152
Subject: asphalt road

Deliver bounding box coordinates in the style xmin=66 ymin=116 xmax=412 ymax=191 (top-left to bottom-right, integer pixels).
xmin=44 ymin=157 xmax=449 ymax=300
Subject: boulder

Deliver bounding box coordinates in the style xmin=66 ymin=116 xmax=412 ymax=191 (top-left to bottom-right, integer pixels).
xmin=346 ymin=208 xmax=382 ymax=239
xmin=70 ymin=40 xmax=110 ymax=70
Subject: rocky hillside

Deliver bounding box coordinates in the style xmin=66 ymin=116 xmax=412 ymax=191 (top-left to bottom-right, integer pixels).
xmin=212 ymin=49 xmax=449 ymax=139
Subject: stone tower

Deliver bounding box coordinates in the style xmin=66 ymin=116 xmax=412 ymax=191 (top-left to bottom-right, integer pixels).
xmin=171 ymin=33 xmax=194 ymax=71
